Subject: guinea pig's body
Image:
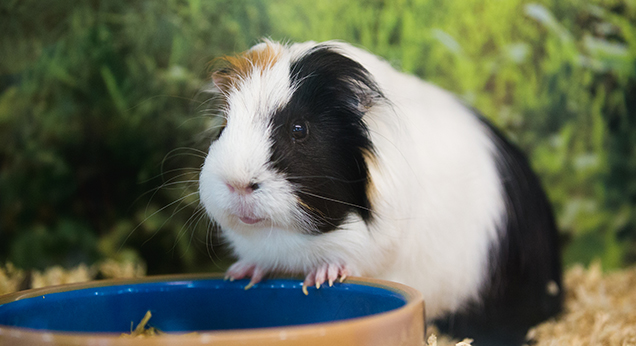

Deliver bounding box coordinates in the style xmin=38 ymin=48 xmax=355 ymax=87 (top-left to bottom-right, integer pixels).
xmin=199 ymin=40 xmax=562 ymax=344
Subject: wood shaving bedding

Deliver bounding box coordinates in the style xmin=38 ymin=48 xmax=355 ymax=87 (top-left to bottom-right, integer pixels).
xmin=427 ymin=333 xmax=473 ymax=346
xmin=0 ymin=260 xmax=146 ymax=293
xmin=0 ymin=263 xmax=25 ymax=295
xmin=526 ymin=261 xmax=636 ymax=346
xmin=427 ymin=261 xmax=636 ymax=346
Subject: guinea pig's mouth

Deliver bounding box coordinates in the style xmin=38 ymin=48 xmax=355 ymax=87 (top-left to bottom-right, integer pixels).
xmin=238 ymin=216 xmax=264 ymax=225
xmin=228 ymin=211 xmax=265 ymax=225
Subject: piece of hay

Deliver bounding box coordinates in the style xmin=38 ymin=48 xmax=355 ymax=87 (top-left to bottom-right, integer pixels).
xmin=121 ymin=310 xmax=200 ymax=338
xmin=121 ymin=310 xmax=164 ymax=338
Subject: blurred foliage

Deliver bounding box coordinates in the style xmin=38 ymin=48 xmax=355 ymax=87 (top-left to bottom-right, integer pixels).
xmin=266 ymin=0 xmax=636 ymax=270
xmin=0 ymin=0 xmax=634 ymax=273
xmin=0 ymin=0 xmax=269 ymax=273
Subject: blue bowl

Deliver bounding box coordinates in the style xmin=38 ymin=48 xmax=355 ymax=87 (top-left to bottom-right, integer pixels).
xmin=0 ymin=274 xmax=424 ymax=345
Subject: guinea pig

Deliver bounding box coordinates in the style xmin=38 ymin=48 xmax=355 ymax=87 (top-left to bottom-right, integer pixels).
xmin=198 ymin=39 xmax=562 ymax=345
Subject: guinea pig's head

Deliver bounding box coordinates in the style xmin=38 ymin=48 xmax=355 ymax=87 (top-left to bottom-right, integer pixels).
xmin=199 ymin=40 xmax=383 ymax=235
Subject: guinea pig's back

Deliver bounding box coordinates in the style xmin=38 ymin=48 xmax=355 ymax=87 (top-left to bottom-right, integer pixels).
xmin=365 ymin=74 xmax=507 ymax=318
xmin=344 ymin=43 xmax=562 ymax=343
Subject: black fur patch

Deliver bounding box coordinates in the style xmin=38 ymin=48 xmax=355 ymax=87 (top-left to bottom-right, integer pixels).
xmin=435 ymin=111 xmax=563 ymax=346
xmin=269 ymin=45 xmax=382 ymax=233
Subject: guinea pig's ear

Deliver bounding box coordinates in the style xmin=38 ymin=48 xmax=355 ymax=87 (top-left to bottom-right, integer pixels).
xmin=211 ymin=67 xmax=233 ymax=95
xmin=350 ymin=79 xmax=383 ymax=113
xmin=357 ymin=86 xmax=382 ymax=112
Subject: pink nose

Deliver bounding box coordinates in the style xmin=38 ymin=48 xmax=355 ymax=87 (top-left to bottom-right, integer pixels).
xmin=226 ymin=182 xmax=260 ymax=195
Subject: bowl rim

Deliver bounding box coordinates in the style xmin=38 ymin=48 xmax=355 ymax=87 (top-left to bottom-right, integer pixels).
xmin=0 ymin=273 xmax=424 ymax=344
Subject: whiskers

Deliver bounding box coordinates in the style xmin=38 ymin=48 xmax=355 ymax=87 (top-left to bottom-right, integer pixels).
xmin=121 ymin=146 xmax=224 ymax=270
xmin=285 ymin=174 xmax=368 ymax=184
xmin=291 ymin=188 xmax=371 ymax=234
xmin=299 ymin=190 xmax=372 ymax=212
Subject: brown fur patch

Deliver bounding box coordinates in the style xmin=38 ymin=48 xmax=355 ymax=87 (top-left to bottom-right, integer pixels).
xmin=361 ymin=147 xmax=378 ymax=213
xmin=212 ymin=42 xmax=282 ymax=94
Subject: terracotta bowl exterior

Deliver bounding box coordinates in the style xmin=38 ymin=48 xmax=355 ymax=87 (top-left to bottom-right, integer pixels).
xmin=0 ymin=273 xmax=424 ymax=346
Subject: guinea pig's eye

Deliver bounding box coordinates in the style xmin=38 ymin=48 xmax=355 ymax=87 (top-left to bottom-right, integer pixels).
xmin=291 ymin=121 xmax=309 ymax=142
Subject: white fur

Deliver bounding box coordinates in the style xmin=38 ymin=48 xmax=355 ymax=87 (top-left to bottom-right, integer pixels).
xmin=199 ymin=41 xmax=506 ymax=319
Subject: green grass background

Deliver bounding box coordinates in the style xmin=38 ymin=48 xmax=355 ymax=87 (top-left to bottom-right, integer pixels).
xmin=1 ymin=0 xmax=635 ymax=274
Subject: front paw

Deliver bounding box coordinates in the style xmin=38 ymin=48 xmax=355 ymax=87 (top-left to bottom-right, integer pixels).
xmin=302 ymin=263 xmax=350 ymax=295
xmin=225 ymin=261 xmax=267 ymax=290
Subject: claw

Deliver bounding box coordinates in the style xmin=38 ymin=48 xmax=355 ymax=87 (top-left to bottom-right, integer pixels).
xmin=225 ymin=262 xmax=266 ymax=287
xmin=339 ymin=266 xmax=350 ymax=283
xmin=314 ymin=264 xmax=327 ymax=290
xmin=246 ymin=266 xmax=265 ymax=289
xmin=303 ymin=270 xmax=316 ymax=292
xmin=303 ymin=263 xmax=350 ymax=293
xmin=327 ymin=264 xmax=339 ymax=287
